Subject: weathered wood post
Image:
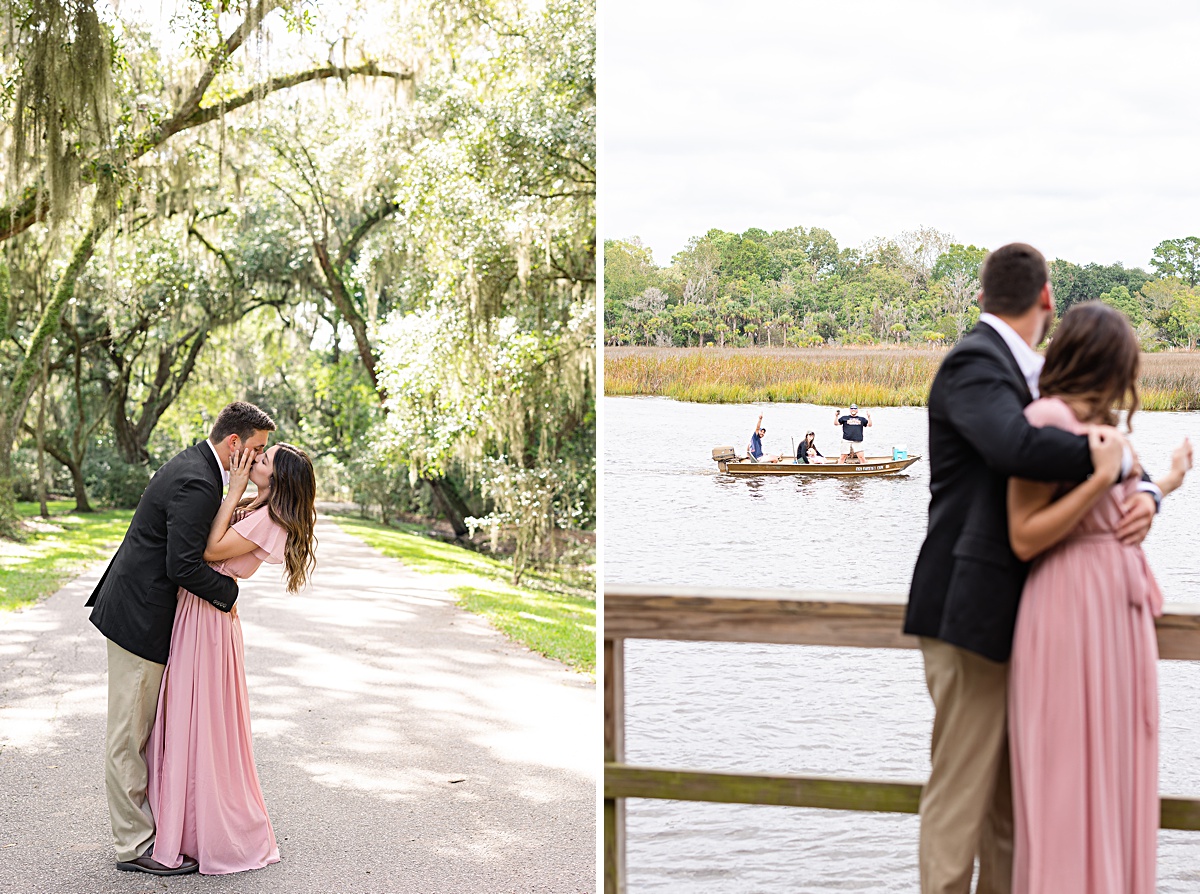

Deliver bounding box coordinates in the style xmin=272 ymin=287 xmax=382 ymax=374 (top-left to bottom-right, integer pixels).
xmin=604 ymin=637 xmax=625 ymax=894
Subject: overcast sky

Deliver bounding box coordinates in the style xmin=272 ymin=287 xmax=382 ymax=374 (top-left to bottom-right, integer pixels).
xmin=599 ymin=0 xmax=1200 ymax=269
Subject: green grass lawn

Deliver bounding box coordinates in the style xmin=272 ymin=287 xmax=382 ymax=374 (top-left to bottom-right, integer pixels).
xmin=1 ymin=501 xmax=134 ymax=611
xmin=332 ymin=516 xmax=596 ymax=673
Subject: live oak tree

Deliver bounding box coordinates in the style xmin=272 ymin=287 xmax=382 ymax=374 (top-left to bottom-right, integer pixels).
xmin=375 ymin=0 xmax=595 ymax=578
xmin=0 ymin=0 xmax=409 ymax=529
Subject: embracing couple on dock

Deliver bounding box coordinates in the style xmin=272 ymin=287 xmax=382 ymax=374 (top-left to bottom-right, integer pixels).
xmin=905 ymin=243 xmax=1191 ymax=894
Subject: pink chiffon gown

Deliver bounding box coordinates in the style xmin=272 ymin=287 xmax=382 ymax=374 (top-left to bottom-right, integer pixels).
xmin=1009 ymin=397 xmax=1162 ymax=894
xmin=146 ymin=505 xmax=286 ymax=875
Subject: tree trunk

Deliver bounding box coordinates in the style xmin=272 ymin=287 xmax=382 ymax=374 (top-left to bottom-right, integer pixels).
xmin=112 ymin=401 xmax=153 ymax=465
xmin=0 ymin=218 xmax=106 ymax=536
xmin=425 ymin=478 xmax=469 ymax=538
xmin=35 ymin=433 xmax=94 ymax=513
xmin=68 ymin=461 xmax=92 ymax=513
xmin=314 ymin=241 xmax=381 ymax=394
xmin=36 ymin=370 xmax=48 ymax=518
xmin=0 ymin=418 xmax=16 ymax=537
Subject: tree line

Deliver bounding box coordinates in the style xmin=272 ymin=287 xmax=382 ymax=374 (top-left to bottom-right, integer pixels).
xmin=1 ymin=0 xmax=595 ymax=582
xmin=604 ymin=228 xmax=1200 ymax=351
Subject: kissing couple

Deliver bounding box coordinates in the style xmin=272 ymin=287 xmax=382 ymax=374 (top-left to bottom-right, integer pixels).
xmin=86 ymin=401 xmax=318 ymax=875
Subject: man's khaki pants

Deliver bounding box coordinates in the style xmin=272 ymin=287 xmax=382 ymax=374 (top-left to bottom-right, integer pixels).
xmin=105 ymin=639 xmax=166 ymax=862
xmin=919 ymin=637 xmax=1013 ymax=894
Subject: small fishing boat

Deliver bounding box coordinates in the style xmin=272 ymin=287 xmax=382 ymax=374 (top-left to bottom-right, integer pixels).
xmin=712 ymin=446 xmax=921 ymax=477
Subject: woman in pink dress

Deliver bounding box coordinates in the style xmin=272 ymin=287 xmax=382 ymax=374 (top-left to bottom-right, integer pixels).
xmin=146 ymin=442 xmax=317 ymax=875
xmin=1007 ymin=303 xmax=1191 ymax=894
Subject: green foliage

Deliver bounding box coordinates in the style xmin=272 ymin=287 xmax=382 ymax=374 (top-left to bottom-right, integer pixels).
xmin=931 ymin=244 xmax=987 ymax=283
xmin=370 ymin=0 xmax=595 ymax=579
xmin=1050 ymin=259 xmax=1152 ymax=314
xmin=603 ymin=238 xmax=658 ymax=328
xmin=605 ymin=225 xmax=1200 ymax=351
xmin=344 ymin=436 xmax=434 ymax=523
xmin=4 ymin=0 xmax=114 ymax=222
xmin=1151 ymin=237 xmax=1200 ymax=286
xmin=1099 ymin=284 xmax=1143 ymax=326
xmin=0 ymin=479 xmax=17 ymax=539
xmin=11 ymin=446 xmax=72 ymax=500
xmin=82 ymin=448 xmax=150 ymax=509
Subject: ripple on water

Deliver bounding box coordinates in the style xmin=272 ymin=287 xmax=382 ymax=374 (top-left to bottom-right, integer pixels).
xmin=607 ymin=397 xmax=1200 ymax=893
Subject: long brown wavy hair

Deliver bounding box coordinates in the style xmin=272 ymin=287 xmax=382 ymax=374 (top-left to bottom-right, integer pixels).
xmin=237 ymin=442 xmax=317 ymax=591
xmin=1039 ymin=302 xmax=1140 ymax=431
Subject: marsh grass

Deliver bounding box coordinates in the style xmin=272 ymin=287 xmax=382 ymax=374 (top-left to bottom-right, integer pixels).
xmin=605 ymin=347 xmax=945 ymax=407
xmin=1139 ymin=354 xmax=1200 ymax=411
xmin=606 ymin=347 xmax=1200 ymax=411
xmin=332 ymin=516 xmax=595 ymax=673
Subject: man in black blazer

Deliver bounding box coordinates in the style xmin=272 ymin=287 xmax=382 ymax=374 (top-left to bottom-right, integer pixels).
xmin=87 ymin=401 xmax=275 ymax=875
xmin=904 ymin=244 xmax=1159 ymax=894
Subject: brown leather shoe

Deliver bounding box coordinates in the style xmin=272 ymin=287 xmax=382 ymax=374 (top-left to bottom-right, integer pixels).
xmin=115 ymin=852 xmax=199 ymax=875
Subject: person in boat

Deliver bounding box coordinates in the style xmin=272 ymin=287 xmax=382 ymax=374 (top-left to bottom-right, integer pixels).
xmin=835 ymin=404 xmax=872 ymax=462
xmin=747 ymin=414 xmax=781 ymax=463
xmin=796 ymin=431 xmax=824 ymax=464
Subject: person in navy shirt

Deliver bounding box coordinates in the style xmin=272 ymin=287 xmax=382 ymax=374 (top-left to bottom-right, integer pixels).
xmin=835 ymin=404 xmax=872 ymax=463
xmin=747 ymin=414 xmax=781 ymax=463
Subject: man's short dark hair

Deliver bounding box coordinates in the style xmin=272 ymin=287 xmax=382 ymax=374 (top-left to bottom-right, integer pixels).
xmin=210 ymin=401 xmax=276 ymax=443
xmin=979 ymin=243 xmax=1049 ymax=316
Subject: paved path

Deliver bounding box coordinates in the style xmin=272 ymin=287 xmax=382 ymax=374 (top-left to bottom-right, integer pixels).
xmin=0 ymin=518 xmax=595 ymax=893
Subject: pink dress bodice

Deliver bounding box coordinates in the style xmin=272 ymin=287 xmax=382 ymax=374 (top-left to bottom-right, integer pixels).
xmin=1024 ymin=396 xmax=1161 ymax=614
xmin=210 ymin=505 xmax=287 ymax=580
xmin=1025 ymin=395 xmax=1137 ymax=533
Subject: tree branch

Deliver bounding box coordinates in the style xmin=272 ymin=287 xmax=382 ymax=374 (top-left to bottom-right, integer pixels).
xmin=187 ymin=225 xmax=236 ymax=278
xmin=0 ymin=186 xmax=50 ymax=242
xmin=313 ymin=240 xmax=380 ymax=394
xmin=337 ymin=199 xmax=399 ymax=268
xmin=138 ymin=0 xmax=285 ymax=156
xmin=167 ymin=62 xmax=414 ymax=141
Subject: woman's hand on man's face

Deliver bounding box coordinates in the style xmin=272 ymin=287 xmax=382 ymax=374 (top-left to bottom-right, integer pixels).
xmin=229 ymin=446 xmax=256 ymax=492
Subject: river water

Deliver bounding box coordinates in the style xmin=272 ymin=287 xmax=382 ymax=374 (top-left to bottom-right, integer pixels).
xmin=604 ymin=395 xmax=1200 ymax=893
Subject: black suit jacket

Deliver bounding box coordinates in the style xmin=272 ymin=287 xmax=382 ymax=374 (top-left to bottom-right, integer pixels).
xmin=86 ymin=441 xmax=239 ymax=664
xmin=904 ymin=322 xmax=1093 ymax=663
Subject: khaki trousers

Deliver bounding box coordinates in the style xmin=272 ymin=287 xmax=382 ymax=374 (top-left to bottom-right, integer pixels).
xmin=104 ymin=638 xmax=166 ymax=862
xmin=918 ymin=637 xmax=1013 ymax=894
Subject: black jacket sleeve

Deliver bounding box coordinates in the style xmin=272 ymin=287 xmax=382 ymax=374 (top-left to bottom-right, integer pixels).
xmin=165 ymin=477 xmax=239 ymax=612
xmin=939 ymin=346 xmax=1093 ymax=482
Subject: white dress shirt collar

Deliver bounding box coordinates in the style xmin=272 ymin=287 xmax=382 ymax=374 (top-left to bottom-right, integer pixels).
xmin=978 ymin=313 xmax=1044 ymax=398
xmin=978 ymin=314 xmax=1149 ymax=494
xmin=205 ymin=439 xmax=231 ymax=488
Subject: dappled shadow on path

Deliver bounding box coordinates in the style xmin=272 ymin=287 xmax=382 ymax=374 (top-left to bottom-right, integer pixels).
xmin=0 ymin=519 xmax=595 ymax=894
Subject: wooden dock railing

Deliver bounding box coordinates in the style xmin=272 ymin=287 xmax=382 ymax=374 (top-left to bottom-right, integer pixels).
xmin=603 ymin=585 xmax=1200 ymax=894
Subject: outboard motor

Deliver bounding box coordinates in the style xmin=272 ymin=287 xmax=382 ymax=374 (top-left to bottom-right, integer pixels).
xmin=712 ymin=445 xmax=738 ymax=472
